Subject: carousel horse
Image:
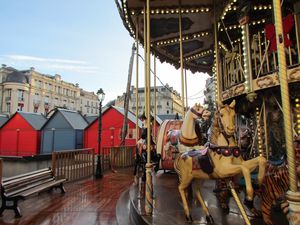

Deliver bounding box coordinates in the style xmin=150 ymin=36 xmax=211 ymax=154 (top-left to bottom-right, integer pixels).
xmin=166 ymin=103 xmax=211 ymax=154
xmin=156 ymin=103 xmax=211 ymax=172
xmin=174 ymin=100 xmax=267 ymax=223
xmin=214 ymin=126 xmax=259 ymax=214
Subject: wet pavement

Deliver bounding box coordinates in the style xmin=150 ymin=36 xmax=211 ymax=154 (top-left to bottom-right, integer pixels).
xmin=127 ymin=171 xmax=289 ymax=225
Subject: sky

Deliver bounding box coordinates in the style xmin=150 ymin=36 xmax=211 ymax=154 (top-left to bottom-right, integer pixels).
xmin=0 ymin=0 xmax=210 ymax=106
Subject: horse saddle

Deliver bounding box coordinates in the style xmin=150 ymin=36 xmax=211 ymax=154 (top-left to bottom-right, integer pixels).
xmin=181 ymin=148 xmax=214 ymax=174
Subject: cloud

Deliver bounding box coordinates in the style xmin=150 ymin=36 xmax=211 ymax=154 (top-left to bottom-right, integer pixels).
xmin=2 ymin=54 xmax=99 ymax=74
xmin=46 ymin=64 xmax=99 ymax=74
xmin=5 ymin=54 xmax=87 ymax=65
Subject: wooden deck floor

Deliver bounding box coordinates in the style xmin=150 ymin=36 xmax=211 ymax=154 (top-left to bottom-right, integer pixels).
xmin=0 ymin=168 xmax=134 ymax=225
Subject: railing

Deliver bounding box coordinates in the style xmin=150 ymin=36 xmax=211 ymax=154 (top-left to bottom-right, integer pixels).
xmin=102 ymin=146 xmax=135 ymax=170
xmin=220 ymin=13 xmax=300 ymax=92
xmin=221 ymin=42 xmax=245 ymax=90
xmin=52 ymin=148 xmax=94 ymax=182
xmin=250 ymin=20 xmax=300 ymax=80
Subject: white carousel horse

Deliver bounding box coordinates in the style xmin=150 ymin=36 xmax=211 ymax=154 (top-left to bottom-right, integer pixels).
xmin=158 ymin=103 xmax=211 ymax=155
xmin=177 ymin=103 xmax=211 ymax=152
xmin=174 ymin=100 xmax=267 ymax=223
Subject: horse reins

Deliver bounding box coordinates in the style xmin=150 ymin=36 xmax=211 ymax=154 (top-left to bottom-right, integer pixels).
xmin=179 ymin=107 xmax=203 ymax=146
xmin=190 ymin=107 xmax=203 ymax=118
xmin=216 ymin=108 xmax=235 ymax=146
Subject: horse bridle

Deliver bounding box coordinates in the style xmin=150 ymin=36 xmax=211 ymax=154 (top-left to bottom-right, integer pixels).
xmin=217 ymin=109 xmax=235 ymax=146
xmin=190 ymin=107 xmax=203 ymax=118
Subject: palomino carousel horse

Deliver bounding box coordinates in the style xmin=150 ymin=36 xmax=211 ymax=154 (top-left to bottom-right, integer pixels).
xmin=174 ymin=100 xmax=267 ymax=223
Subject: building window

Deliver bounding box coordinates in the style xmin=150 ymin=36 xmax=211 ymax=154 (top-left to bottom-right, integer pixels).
xmin=167 ymin=110 xmax=169 ymax=114
xmin=6 ymin=102 xmax=10 ymax=113
xmin=45 ymin=96 xmax=49 ymax=104
xmin=6 ymin=89 xmax=11 ymax=101
xmin=17 ymin=103 xmax=24 ymax=111
xmin=167 ymin=101 xmax=169 ymax=106
xmin=34 ymin=93 xmax=40 ymax=105
xmin=54 ymin=97 xmax=59 ymax=106
xmin=18 ymin=90 xmax=25 ymax=101
xmin=37 ymin=80 xmax=42 ymax=88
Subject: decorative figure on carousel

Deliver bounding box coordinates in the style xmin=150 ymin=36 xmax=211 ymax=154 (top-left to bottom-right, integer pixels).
xmin=169 ymin=103 xmax=211 ymax=152
xmin=174 ymin=100 xmax=267 ymax=223
xmin=133 ymin=114 xmax=161 ymax=181
xmin=158 ymin=103 xmax=211 ymax=172
xmin=214 ymin=126 xmax=259 ymax=214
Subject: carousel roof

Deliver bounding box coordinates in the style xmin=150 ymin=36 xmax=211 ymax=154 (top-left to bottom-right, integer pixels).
xmin=117 ymin=0 xmax=276 ymax=75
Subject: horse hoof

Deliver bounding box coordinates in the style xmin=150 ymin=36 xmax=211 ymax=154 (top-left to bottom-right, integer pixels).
xmin=244 ymin=198 xmax=254 ymax=210
xmin=185 ymin=214 xmax=193 ymax=223
xmin=206 ymin=215 xmax=214 ymax=224
xmin=221 ymin=205 xmax=229 ymax=214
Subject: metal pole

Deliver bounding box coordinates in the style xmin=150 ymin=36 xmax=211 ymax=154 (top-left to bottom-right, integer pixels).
xmin=145 ymin=0 xmax=153 ymax=216
xmin=227 ymin=181 xmax=251 ymax=225
xmin=272 ymin=1 xmax=300 ymax=220
xmin=273 ymin=0 xmax=297 ymax=192
xmin=136 ymin=17 xmax=139 ymax=142
xmin=144 ymin=4 xmax=147 ymax=115
xmin=214 ymin=0 xmax=221 ymax=102
xmin=95 ymin=100 xmax=103 ymax=179
xmin=263 ymin=97 xmax=269 ymax=160
xmin=184 ymin=68 xmax=188 ymax=108
xmin=154 ymin=55 xmax=157 ymax=141
xmin=179 ymin=0 xmax=185 ymax=116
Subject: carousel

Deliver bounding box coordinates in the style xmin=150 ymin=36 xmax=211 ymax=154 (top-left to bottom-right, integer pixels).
xmin=116 ymin=0 xmax=300 ymax=224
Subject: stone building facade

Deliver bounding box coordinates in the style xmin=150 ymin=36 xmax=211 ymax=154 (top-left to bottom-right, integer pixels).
xmin=0 ymin=65 xmax=99 ymax=116
xmin=115 ymin=84 xmax=183 ymax=117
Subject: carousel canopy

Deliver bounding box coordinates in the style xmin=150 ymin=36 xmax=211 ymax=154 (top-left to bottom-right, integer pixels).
xmin=117 ymin=0 xmax=284 ymax=75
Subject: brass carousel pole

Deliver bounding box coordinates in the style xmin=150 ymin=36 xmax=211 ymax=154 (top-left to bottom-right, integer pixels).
xmin=214 ymin=1 xmax=221 ymax=102
xmin=154 ymin=55 xmax=157 ymax=141
xmin=273 ymin=0 xmax=300 ymax=221
xmin=179 ymin=0 xmax=185 ymax=116
xmin=145 ymin=0 xmax=153 ymax=215
xmin=135 ymin=18 xmax=139 ymax=143
xmin=144 ymin=4 xmax=147 ymax=114
xmin=184 ymin=68 xmax=188 ymax=108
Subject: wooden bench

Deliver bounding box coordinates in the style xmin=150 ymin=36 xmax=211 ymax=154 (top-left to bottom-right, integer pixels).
xmin=0 ymin=167 xmax=66 ymax=217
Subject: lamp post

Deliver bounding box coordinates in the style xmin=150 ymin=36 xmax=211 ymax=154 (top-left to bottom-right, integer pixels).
xmin=95 ymin=88 xmax=105 ymax=179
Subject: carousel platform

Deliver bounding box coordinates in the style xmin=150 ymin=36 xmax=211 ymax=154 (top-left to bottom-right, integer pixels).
xmin=117 ymin=171 xmax=289 ymax=225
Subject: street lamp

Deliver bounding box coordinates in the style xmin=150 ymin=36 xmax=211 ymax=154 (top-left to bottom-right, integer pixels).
xmin=95 ymin=88 xmax=105 ymax=179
